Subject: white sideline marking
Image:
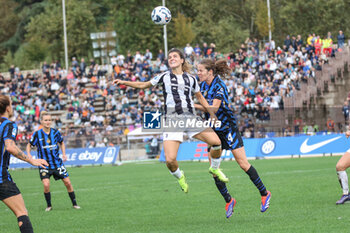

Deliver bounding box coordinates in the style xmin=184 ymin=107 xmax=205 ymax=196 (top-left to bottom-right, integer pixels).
xmin=20 ymin=168 xmax=331 ymax=197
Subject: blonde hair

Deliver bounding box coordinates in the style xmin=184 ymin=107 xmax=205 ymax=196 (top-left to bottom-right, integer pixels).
xmin=40 ymin=111 xmax=51 ymax=121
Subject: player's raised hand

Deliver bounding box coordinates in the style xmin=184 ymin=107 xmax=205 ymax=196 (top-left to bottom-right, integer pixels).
xmin=113 ymin=79 xmax=124 ymax=86
xmin=30 ymin=158 xmax=48 ymax=169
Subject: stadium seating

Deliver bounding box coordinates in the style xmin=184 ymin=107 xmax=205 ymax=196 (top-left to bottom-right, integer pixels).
xmin=0 ymin=36 xmax=349 ymax=152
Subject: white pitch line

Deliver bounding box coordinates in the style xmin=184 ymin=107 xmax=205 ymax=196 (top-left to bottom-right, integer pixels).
xmin=19 ymin=167 xmax=331 ymax=197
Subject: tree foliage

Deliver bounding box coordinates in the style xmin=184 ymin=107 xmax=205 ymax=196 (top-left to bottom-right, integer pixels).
xmin=255 ymin=0 xmax=274 ymax=38
xmin=25 ymin=0 xmax=95 ymax=64
xmin=1 ymin=0 xmax=350 ymax=71
xmin=171 ymin=12 xmax=196 ymax=48
xmin=0 ymin=0 xmax=20 ymax=63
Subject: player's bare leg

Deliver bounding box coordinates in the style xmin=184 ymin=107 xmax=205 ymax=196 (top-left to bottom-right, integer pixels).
xmin=164 ymin=140 xmax=188 ymax=192
xmin=232 ymin=147 xmax=270 ymax=212
xmin=42 ymin=178 xmax=52 ymax=211
xmin=3 ymin=194 xmax=34 ymax=232
xmin=163 ymin=140 xmax=181 ymax=172
xmin=62 ymin=177 xmax=80 ymax=209
xmin=208 ymin=152 xmax=236 ymax=218
xmin=194 ymin=128 xmax=228 ymax=183
xmin=335 ymin=151 xmax=350 ymax=204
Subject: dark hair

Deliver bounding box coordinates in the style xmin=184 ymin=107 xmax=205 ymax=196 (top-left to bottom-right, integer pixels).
xmin=199 ymin=59 xmax=231 ymax=78
xmin=0 ymin=95 xmax=10 ymax=115
xmin=168 ymin=48 xmax=192 ymax=73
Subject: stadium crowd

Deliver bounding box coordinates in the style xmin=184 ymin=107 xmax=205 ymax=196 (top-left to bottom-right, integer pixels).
xmin=0 ymin=30 xmax=346 ymax=147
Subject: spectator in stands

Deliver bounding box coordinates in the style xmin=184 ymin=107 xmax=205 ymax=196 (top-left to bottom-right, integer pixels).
xmin=313 ymin=122 xmax=319 ymax=133
xmin=150 ymin=137 xmax=159 ymax=155
xmin=96 ymin=140 xmax=106 ymax=147
xmin=96 ymin=115 xmax=105 ymax=127
xmin=202 ymin=42 xmax=209 ymax=57
xmin=111 ymin=56 xmax=117 ymax=71
xmin=209 ymin=43 xmax=216 ymax=58
xmin=157 ymin=49 xmax=165 ymax=62
xmin=80 ymin=58 xmax=86 ymax=75
xmin=337 ymin=30 xmax=345 ymax=49
xmin=184 ymin=43 xmax=194 ymax=58
xmin=4 ymin=29 xmax=343 ymax=147
xmin=327 ymin=118 xmax=335 ymax=132
xmin=8 ymin=65 xmax=15 ymax=79
xmin=134 ymin=51 xmax=142 ymax=62
xmin=145 ymin=49 xmax=153 ymax=62
xmin=322 ymin=35 xmax=333 ymax=56
xmin=296 ymin=35 xmax=303 ymax=47
xmin=342 ymin=101 xmax=349 ymax=124
xmin=314 ymin=36 xmax=322 ymax=56
xmin=294 ymin=119 xmax=301 ymax=134
xmin=284 ymin=35 xmax=291 ymax=51
xmin=194 ymin=44 xmax=201 ymax=56
xmin=71 ymin=57 xmax=78 ymax=68
xmin=307 ymin=34 xmax=313 ymax=45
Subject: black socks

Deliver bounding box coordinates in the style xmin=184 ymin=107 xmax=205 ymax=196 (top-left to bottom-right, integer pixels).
xmin=246 ymin=165 xmax=267 ymax=196
xmin=44 ymin=192 xmax=51 ymax=207
xmin=69 ymin=191 xmax=77 ymax=206
xmin=214 ymin=176 xmax=232 ymax=203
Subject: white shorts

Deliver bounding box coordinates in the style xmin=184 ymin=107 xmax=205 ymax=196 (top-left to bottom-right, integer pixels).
xmin=163 ymin=130 xmax=203 ymax=142
xmin=347 ymin=148 xmax=350 ymax=153
xmin=162 ymin=113 xmax=207 ymax=142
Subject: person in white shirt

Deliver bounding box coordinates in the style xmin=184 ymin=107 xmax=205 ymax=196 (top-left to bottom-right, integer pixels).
xmin=117 ymin=54 xmax=125 ymax=66
xmin=145 ymin=49 xmax=153 ymax=62
xmin=184 ymin=44 xmax=194 ymax=58
xmin=111 ymin=56 xmax=117 ymax=69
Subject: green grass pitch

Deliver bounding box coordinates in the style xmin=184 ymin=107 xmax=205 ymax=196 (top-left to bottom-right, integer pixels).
xmin=1 ymin=156 xmax=350 ymax=233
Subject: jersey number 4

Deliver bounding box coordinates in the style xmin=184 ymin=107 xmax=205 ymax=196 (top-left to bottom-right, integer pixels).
xmin=227 ymin=133 xmax=233 ymax=143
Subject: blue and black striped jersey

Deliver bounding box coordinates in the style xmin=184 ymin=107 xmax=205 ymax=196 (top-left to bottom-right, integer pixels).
xmin=0 ymin=117 xmax=18 ymax=183
xmin=200 ymin=76 xmax=237 ymax=131
xmin=30 ymin=128 xmax=64 ymax=169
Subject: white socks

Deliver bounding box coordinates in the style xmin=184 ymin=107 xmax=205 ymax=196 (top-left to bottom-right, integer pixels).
xmin=337 ymin=171 xmax=349 ymax=195
xmin=170 ymin=168 xmax=183 ymax=179
xmin=210 ymin=157 xmax=222 ymax=169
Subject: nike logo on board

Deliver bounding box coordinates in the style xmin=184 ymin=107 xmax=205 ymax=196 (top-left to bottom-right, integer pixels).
xmin=300 ymin=136 xmax=341 ymax=153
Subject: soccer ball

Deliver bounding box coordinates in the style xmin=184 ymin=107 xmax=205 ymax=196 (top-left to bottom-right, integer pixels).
xmin=151 ymin=6 xmax=171 ymax=25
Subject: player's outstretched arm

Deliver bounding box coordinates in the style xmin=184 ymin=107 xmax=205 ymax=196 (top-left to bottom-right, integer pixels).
xmin=5 ymin=139 xmax=48 ymax=168
xmin=113 ymin=79 xmax=152 ymax=89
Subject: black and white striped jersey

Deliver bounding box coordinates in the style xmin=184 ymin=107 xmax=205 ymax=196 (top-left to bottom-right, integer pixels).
xmin=150 ymin=71 xmax=200 ymax=115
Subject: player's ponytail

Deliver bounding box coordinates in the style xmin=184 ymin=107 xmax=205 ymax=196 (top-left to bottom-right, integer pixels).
xmin=168 ymin=48 xmax=192 ymax=73
xmin=0 ymin=95 xmax=10 ymax=115
xmin=214 ymin=59 xmax=231 ymax=78
xmin=199 ymin=58 xmax=231 ymax=78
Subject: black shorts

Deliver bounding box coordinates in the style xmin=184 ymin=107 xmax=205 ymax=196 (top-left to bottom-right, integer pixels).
xmin=215 ymin=126 xmax=244 ymax=151
xmin=39 ymin=165 xmax=69 ymax=181
xmin=0 ymin=181 xmax=21 ymax=201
